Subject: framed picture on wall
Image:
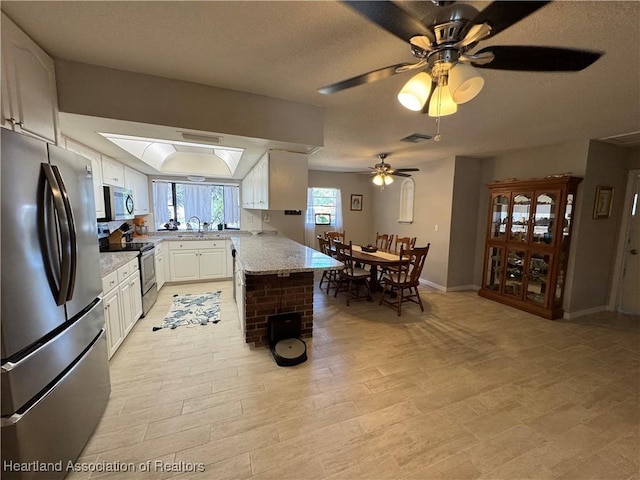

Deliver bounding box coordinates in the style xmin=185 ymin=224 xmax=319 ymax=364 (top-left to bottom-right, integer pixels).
xmin=350 ymin=194 xmax=363 ymax=211
xmin=593 ymin=186 xmax=614 ymax=219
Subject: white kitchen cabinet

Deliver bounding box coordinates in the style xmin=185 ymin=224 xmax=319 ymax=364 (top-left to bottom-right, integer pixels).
xmin=124 ymin=166 xmax=150 ymax=215
xmin=103 ymin=287 xmax=124 ymax=359
xmin=154 ymin=243 xmax=166 ymax=291
xmin=1 ymin=12 xmax=59 ymax=144
xmin=102 ymin=156 xmax=125 ymax=188
xmin=240 ymin=150 xmax=308 ymax=210
xmin=168 ymin=240 xmax=229 ymax=282
xmin=102 ymin=258 xmax=142 ymax=359
xmin=63 ymin=136 xmax=105 ymax=218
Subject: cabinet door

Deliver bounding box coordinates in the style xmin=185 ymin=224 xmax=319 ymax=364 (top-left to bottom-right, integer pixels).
xmin=102 ymin=156 xmax=125 ymax=187
xmin=504 ymin=249 xmax=526 ymax=299
xmin=488 ymin=194 xmax=509 ymax=241
xmin=155 ymin=252 xmax=165 ymax=291
xmin=170 ymin=250 xmax=200 ymax=281
xmin=119 ymin=279 xmax=134 ymax=336
xmin=91 ymin=156 xmax=106 ymax=218
xmin=525 ymin=251 xmax=553 ymax=307
xmin=1 ymin=13 xmax=58 ymax=144
xmin=531 ymin=190 xmax=560 ymax=247
xmin=124 ymin=167 xmax=149 ymax=214
xmin=130 ymin=274 xmax=143 ymax=322
xmin=483 ymin=246 xmax=505 ymax=292
xmin=509 ymin=193 xmax=533 ymax=243
xmin=104 ymin=288 xmax=123 ymax=359
xmin=199 ymin=249 xmax=226 ymax=279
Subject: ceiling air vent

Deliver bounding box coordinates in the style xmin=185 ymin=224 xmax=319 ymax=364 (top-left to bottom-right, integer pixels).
xmin=401 ymin=133 xmax=433 ymax=143
xmin=180 ymin=132 xmax=222 ymax=144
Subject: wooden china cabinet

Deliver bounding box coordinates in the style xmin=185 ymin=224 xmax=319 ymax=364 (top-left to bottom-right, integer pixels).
xmin=478 ymin=175 xmax=582 ymax=319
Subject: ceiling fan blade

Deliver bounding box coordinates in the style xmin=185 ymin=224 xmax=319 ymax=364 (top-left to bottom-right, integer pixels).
xmin=391 ymin=172 xmax=412 ymax=177
xmin=394 ymin=168 xmax=420 ymax=172
xmin=343 ymin=1 xmax=434 ymax=43
xmin=472 ymin=46 xmax=603 ymax=71
xmin=318 ymin=63 xmax=412 ymax=94
xmin=465 ymin=1 xmax=550 ymax=40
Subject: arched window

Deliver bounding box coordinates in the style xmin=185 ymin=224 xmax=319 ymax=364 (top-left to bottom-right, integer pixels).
xmin=398 ymin=178 xmax=415 ymax=223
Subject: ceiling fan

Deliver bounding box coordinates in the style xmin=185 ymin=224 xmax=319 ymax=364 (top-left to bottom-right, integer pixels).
xmin=318 ymin=1 xmax=603 ymax=119
xmin=353 ymin=153 xmax=420 ymax=188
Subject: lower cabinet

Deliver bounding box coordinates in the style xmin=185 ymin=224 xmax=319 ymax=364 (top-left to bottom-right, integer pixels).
xmin=155 ymin=242 xmax=166 ymax=291
xmin=168 ymin=240 xmax=229 ymax=282
xmin=101 ymin=257 xmax=143 ymax=359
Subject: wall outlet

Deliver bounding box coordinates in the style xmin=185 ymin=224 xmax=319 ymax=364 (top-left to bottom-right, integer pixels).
xmin=263 ymin=213 xmax=271 ymax=223
xmin=434 ymin=224 xmax=439 ymax=232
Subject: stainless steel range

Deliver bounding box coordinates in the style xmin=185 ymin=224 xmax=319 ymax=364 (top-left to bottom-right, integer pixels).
xmin=98 ymin=236 xmax=158 ymax=317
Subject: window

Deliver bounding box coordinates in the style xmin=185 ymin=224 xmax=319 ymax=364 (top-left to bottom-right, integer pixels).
xmin=152 ymin=181 xmax=240 ymax=231
xmin=306 ymin=188 xmax=340 ymax=226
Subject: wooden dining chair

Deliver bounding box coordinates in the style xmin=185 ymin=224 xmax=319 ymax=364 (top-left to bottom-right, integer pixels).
xmin=325 ymin=231 xmax=345 ymax=250
xmin=333 ymin=240 xmax=371 ymax=306
xmin=375 ymin=232 xmax=394 ymax=252
xmin=392 ymin=236 xmax=413 ymax=255
xmin=317 ymin=235 xmax=340 ymax=295
xmin=379 ymin=244 xmax=430 ymax=316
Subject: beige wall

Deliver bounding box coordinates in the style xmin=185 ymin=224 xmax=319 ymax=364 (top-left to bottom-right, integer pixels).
xmin=372 ymin=157 xmax=456 ymax=289
xmin=55 ymin=60 xmax=324 ymax=148
xmin=566 ymin=140 xmax=632 ymax=313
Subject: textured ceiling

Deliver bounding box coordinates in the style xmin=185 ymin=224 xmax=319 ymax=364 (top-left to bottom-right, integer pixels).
xmin=2 ymin=1 xmax=639 ymax=174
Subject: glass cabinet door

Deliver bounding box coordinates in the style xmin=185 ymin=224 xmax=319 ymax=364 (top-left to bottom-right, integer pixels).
xmin=504 ymin=249 xmax=526 ymax=298
xmin=510 ymin=193 xmax=532 ymax=243
xmin=526 ymin=252 xmax=552 ymax=306
xmin=490 ymin=195 xmax=509 ymax=240
xmin=484 ymin=246 xmax=505 ymax=291
xmin=531 ymin=191 xmax=559 ymax=246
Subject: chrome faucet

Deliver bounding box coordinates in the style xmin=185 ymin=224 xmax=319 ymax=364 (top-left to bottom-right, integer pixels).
xmin=187 ymin=216 xmax=202 ymax=233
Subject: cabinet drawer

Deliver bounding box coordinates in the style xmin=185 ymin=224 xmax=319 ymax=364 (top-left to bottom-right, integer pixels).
xmin=101 ymin=271 xmax=118 ymax=293
xmin=117 ymin=262 xmax=133 ymax=283
xmin=168 ymin=240 xmax=225 ymax=250
xmin=128 ymin=258 xmax=139 ymax=273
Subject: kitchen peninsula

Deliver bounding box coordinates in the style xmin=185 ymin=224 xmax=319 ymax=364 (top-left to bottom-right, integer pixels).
xmin=231 ymin=233 xmax=342 ymax=347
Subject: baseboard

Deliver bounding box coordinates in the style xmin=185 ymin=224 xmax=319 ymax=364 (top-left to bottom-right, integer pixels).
xmin=446 ymin=284 xmax=480 ymax=292
xmin=419 ymin=279 xmax=446 ymax=291
xmin=419 ymin=280 xmax=481 ymax=292
xmin=563 ymin=305 xmax=608 ymax=319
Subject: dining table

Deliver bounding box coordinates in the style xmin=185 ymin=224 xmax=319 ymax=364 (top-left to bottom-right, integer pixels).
xmin=348 ymin=245 xmax=408 ymax=291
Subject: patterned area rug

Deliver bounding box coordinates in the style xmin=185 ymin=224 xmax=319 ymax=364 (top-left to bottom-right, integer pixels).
xmin=153 ymin=291 xmax=222 ymax=331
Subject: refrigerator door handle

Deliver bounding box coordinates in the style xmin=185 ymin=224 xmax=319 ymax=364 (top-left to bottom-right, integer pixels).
xmin=40 ymin=163 xmax=73 ymax=305
xmin=51 ymin=165 xmax=77 ymax=301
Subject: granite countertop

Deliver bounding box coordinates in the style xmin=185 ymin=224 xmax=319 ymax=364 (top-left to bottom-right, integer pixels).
xmin=230 ymin=234 xmax=342 ymax=275
xmin=100 ymin=251 xmax=139 ymax=278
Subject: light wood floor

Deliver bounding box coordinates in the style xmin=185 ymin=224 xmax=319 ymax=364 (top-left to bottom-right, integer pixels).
xmin=69 ymin=277 xmax=640 ymax=480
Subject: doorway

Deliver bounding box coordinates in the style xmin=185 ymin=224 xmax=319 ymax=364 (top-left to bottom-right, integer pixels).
xmin=612 ymin=169 xmax=640 ymax=315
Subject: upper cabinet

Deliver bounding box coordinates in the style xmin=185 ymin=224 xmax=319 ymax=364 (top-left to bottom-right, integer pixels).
xmin=101 ymin=156 xmax=125 ymax=188
xmin=241 ymin=150 xmax=308 ymax=210
xmin=124 ymin=166 xmax=150 ymax=215
xmin=1 ymin=12 xmax=59 ymax=144
xmin=63 ymin=136 xmax=106 ymax=219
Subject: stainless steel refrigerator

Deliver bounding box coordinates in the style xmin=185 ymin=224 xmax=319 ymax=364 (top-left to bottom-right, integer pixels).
xmin=1 ymin=129 xmax=111 ymax=479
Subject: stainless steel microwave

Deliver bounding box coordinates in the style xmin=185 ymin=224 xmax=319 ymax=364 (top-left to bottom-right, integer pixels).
xmin=99 ymin=186 xmax=134 ymax=221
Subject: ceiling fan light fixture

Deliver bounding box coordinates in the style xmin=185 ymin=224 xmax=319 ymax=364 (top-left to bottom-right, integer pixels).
xmin=373 ymin=174 xmax=384 ymax=186
xmin=428 ymin=84 xmax=458 ymax=117
xmin=397 ymin=72 xmax=432 ymax=111
xmin=448 ymin=63 xmax=484 ymax=104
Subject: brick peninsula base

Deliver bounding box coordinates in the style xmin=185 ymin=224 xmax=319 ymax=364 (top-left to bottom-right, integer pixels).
xmin=244 ymin=272 xmax=314 ymax=347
